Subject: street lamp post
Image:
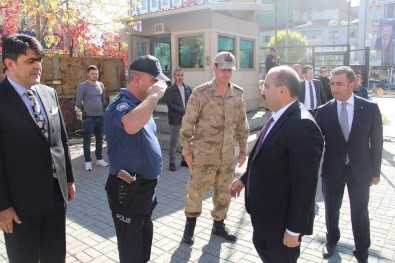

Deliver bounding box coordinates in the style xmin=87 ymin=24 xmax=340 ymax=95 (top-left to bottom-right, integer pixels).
xmin=346 ymin=0 xmax=351 ymax=65
xmin=274 ymin=0 xmax=277 ymax=45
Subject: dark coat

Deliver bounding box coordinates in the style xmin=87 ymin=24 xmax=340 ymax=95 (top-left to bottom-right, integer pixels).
xmin=165 ymin=83 xmax=192 ymax=125
xmin=265 ymin=54 xmax=279 ymax=73
xmin=353 ymin=86 xmax=369 ymax=99
xmin=240 ymin=101 xmax=324 ymax=240
xmin=320 ymin=76 xmax=333 ymax=101
xmin=315 ymin=96 xmax=383 ymax=183
xmin=0 ymin=78 xmax=73 ymax=216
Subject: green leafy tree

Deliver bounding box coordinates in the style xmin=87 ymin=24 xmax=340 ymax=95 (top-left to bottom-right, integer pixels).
xmin=268 ymin=30 xmax=307 ymax=63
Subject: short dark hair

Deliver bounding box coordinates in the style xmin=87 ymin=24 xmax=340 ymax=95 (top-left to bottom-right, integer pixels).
xmin=87 ymin=65 xmax=98 ymax=72
xmin=330 ymin=66 xmax=356 ymax=83
xmin=2 ymin=67 xmax=6 ymax=74
xmin=302 ymin=65 xmax=313 ymax=74
xmin=273 ymin=66 xmax=301 ymax=98
xmin=2 ymin=34 xmax=44 ymax=65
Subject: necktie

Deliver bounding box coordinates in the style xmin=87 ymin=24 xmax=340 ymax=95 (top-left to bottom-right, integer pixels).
xmin=25 ymin=89 xmax=56 ymax=178
xmin=247 ymin=117 xmax=274 ymax=196
xmin=25 ymin=89 xmax=48 ymax=138
xmin=339 ymin=102 xmax=349 ymax=164
xmin=309 ymin=81 xmax=315 ymax=110
xmin=253 ymin=117 xmax=274 ymax=158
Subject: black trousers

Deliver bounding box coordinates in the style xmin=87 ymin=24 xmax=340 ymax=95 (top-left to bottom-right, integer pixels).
xmin=322 ymin=165 xmax=371 ymax=261
xmin=252 ymin=232 xmax=300 ymax=263
xmin=105 ymin=175 xmax=158 ymax=263
xmin=4 ymin=179 xmax=66 ymax=263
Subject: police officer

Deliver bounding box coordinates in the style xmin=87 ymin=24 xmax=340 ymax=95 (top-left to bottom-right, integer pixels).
xmin=180 ymin=51 xmax=250 ymax=244
xmin=104 ymin=55 xmax=169 ymax=263
xmin=265 ymin=47 xmax=279 ymax=73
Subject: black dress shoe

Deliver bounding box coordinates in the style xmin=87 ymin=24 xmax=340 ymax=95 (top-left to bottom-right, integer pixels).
xmin=169 ymin=163 xmax=176 ymax=171
xmin=357 ymin=260 xmax=368 ymax=263
xmin=180 ymin=160 xmax=188 ymax=167
xmin=322 ymin=243 xmax=336 ymax=258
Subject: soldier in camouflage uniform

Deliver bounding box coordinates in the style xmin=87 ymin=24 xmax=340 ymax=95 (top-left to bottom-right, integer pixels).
xmin=180 ymin=52 xmax=250 ymax=244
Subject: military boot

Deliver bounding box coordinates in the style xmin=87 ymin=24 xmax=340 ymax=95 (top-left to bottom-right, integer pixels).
xmin=182 ymin=217 xmax=196 ymax=245
xmin=211 ymin=220 xmax=237 ymax=242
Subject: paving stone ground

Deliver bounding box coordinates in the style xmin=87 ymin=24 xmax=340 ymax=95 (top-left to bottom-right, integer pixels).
xmin=1 ymin=99 xmax=394 ymax=263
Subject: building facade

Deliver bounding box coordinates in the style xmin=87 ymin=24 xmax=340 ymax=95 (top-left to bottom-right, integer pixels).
xmin=128 ymin=0 xmax=270 ymax=112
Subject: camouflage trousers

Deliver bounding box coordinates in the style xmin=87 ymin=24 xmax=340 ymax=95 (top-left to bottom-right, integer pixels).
xmin=184 ymin=162 xmax=236 ymax=221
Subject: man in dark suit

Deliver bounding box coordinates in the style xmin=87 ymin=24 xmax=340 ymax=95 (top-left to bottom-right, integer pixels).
xmin=230 ymin=66 xmax=324 ymax=262
xmin=300 ymin=65 xmax=327 ymax=115
xmin=0 ymin=34 xmax=75 ymax=262
xmin=319 ymin=66 xmax=333 ymax=101
xmin=164 ymin=67 xmax=192 ymax=171
xmin=315 ymin=66 xmax=383 ymax=263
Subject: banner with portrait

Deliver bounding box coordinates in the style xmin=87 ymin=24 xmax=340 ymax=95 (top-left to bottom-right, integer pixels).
xmin=374 ymin=19 xmax=395 ymax=66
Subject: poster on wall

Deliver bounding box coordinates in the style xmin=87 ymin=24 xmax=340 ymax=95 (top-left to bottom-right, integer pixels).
xmin=374 ymin=19 xmax=395 ymax=66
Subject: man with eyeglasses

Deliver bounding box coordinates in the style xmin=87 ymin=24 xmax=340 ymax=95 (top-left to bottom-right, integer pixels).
xmin=104 ymin=55 xmax=169 ymax=263
xmin=319 ymin=66 xmax=333 ymax=101
xmin=230 ymin=65 xmax=324 ymax=262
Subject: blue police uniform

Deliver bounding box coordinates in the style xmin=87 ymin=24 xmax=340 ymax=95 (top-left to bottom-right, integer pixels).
xmin=104 ymin=88 xmax=162 ymax=263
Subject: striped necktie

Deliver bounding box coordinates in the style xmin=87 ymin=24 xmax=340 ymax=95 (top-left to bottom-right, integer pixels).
xmin=25 ymin=89 xmax=48 ymax=138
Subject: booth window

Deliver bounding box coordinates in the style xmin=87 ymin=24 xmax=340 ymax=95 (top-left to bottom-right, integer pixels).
xmin=178 ymin=35 xmax=204 ymax=69
xmin=151 ymin=0 xmax=158 ymax=10
xmin=162 ymin=0 xmax=170 ymax=8
xmin=240 ymin=39 xmax=254 ymax=69
xmin=139 ymin=0 xmax=147 ymax=13
xmin=218 ymin=36 xmax=235 ymax=55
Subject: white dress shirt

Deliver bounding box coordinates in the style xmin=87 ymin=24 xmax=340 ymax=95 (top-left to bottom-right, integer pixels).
xmin=304 ymin=80 xmax=317 ymax=110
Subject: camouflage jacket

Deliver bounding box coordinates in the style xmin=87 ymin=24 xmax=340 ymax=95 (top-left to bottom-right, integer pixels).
xmin=180 ymin=79 xmax=249 ymax=165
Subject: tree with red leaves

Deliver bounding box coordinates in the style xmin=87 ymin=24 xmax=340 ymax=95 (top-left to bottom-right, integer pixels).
xmin=0 ymin=0 xmax=131 ymax=62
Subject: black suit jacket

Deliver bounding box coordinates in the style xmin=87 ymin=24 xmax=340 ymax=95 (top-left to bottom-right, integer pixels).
xmin=320 ymin=76 xmax=333 ymax=101
xmin=265 ymin=54 xmax=279 ymax=73
xmin=165 ymin=83 xmax=192 ymax=125
xmin=0 ymin=78 xmax=74 ymax=216
xmin=240 ymin=101 xmax=324 ymax=240
xmin=300 ymin=79 xmax=327 ymax=108
xmin=315 ymin=96 xmax=383 ymax=183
